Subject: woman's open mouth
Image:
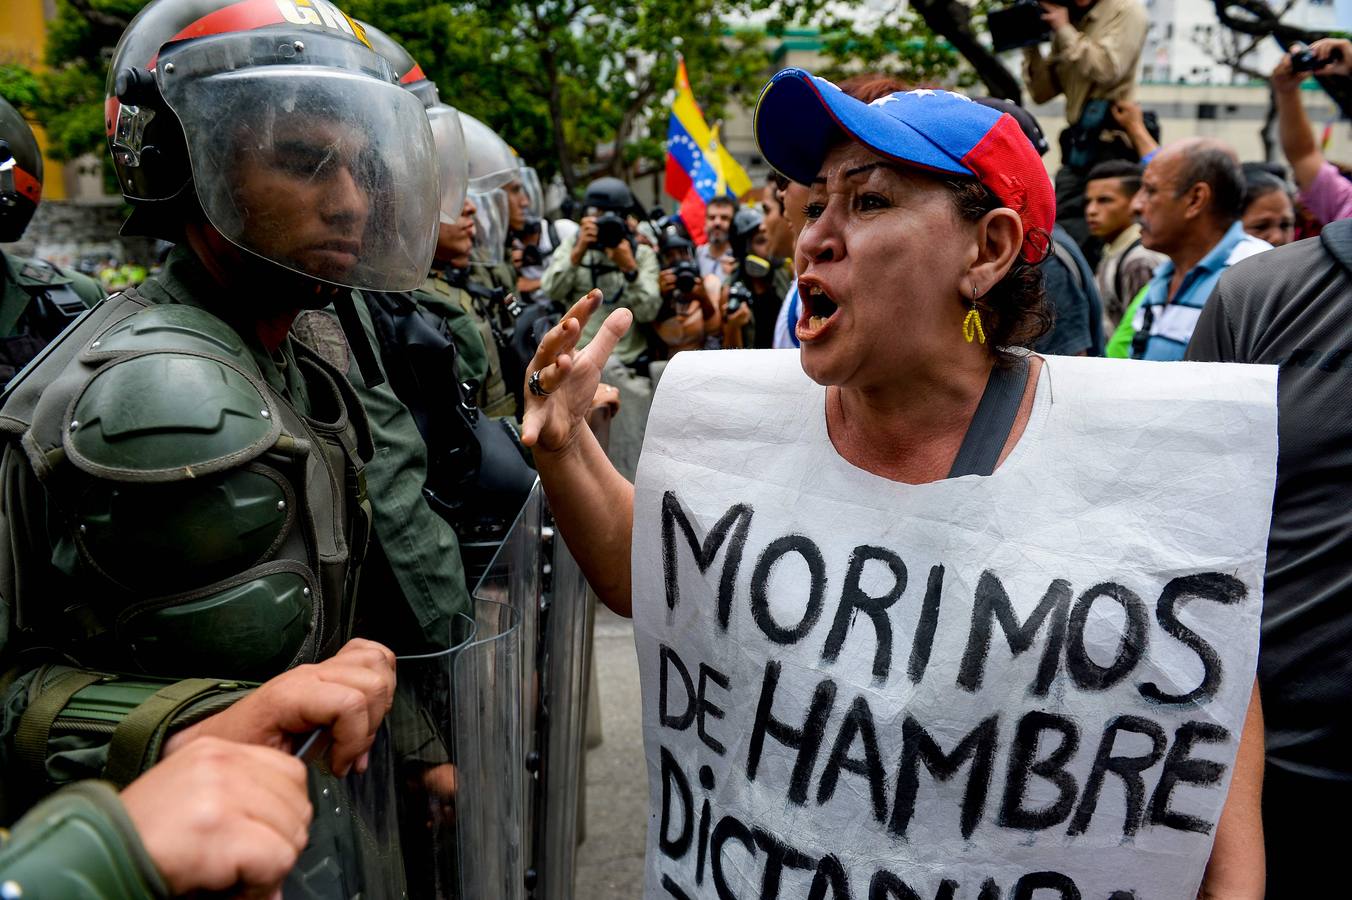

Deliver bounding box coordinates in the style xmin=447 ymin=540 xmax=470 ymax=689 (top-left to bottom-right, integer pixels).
xmin=796 ymin=281 xmax=840 ymax=342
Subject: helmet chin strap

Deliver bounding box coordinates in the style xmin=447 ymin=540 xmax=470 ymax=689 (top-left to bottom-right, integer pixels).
xmin=184 ymin=220 xmax=386 ymax=387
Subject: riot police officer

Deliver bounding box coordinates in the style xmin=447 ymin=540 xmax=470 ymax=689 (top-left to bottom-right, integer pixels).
xmin=724 ymin=206 xmax=792 ymax=349
xmin=0 ymin=0 xmax=423 ymax=892
xmin=0 ymin=96 xmax=103 ymax=387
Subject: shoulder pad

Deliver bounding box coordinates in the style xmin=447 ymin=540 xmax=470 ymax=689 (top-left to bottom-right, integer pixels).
xmin=83 ymin=304 xmax=262 ymax=377
xmin=65 ymin=350 xmax=280 ymax=482
xmin=13 ymin=256 xmax=65 ymax=286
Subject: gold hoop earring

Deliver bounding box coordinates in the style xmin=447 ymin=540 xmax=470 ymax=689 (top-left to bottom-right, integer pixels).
xmin=962 ymin=283 xmax=987 ymax=344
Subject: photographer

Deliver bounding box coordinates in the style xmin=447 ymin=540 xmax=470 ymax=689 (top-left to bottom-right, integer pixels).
xmin=1274 ymin=38 xmax=1352 ymax=226
xmin=541 ymin=177 xmax=661 ymax=367
xmin=1023 ymin=0 xmax=1149 ymax=245
xmin=720 ymin=207 xmax=791 ymax=349
xmin=653 ymin=220 xmax=720 ymax=356
xmin=540 ymin=177 xmax=659 ymax=479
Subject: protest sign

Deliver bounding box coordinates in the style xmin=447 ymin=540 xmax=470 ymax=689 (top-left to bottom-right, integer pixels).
xmin=632 ymin=351 xmax=1277 ymax=899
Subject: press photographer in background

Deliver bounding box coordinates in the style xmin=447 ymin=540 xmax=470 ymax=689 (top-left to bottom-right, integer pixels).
xmin=1019 ymin=0 xmax=1149 ymax=249
xmin=716 ymin=207 xmax=792 ymax=350
xmin=651 ymin=218 xmax=720 ymax=363
xmin=541 ymin=176 xmax=660 ymax=478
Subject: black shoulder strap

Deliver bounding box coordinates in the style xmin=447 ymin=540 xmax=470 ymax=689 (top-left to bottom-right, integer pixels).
xmin=1320 ymin=217 xmax=1352 ymax=278
xmin=947 ymin=356 xmax=1031 ymax=478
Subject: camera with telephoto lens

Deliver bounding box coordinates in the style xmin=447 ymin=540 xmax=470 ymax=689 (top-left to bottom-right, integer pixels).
xmin=1293 ymin=44 xmax=1343 ymax=73
xmin=726 ymin=281 xmax=753 ymax=313
xmin=987 ymin=0 xmax=1074 ymax=54
xmin=595 ymin=211 xmax=630 ymax=249
xmin=672 ymin=260 xmax=700 ymax=294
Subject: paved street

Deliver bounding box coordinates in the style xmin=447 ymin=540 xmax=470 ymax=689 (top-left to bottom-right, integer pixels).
xmin=575 ymin=607 xmax=649 ymax=899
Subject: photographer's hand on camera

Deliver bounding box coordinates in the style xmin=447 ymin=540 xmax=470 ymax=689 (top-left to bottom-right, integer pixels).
xmin=1039 ymin=1 xmax=1070 ymax=31
xmin=572 ymin=216 xmax=599 ymax=264
xmin=607 ymin=237 xmax=638 ymax=275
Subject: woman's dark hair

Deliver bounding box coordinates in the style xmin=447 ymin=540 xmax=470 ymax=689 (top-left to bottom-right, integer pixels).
xmin=941 ymin=177 xmax=1053 ymax=364
xmin=1241 ymin=170 xmax=1290 ymax=213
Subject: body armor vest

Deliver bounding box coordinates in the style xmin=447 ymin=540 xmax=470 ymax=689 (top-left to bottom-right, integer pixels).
xmin=0 ymin=290 xmax=372 ymax=681
xmin=0 ymin=260 xmax=94 ymax=389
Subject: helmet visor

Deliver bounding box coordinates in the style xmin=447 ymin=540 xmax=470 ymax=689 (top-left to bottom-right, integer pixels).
xmin=520 ymin=165 xmax=545 ymax=216
xmin=157 ymin=32 xmax=437 ymax=292
xmin=469 ymin=187 xmax=509 ymax=266
xmin=461 ymin=112 xmax=518 ymax=194
xmin=428 ymin=104 xmax=469 ymax=226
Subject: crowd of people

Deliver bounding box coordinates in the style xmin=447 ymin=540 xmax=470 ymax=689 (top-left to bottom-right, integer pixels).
xmin=0 ymin=0 xmax=1349 ymax=896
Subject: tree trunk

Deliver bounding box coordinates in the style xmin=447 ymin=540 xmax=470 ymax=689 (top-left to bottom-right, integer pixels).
xmin=542 ymin=48 xmax=578 ymax=190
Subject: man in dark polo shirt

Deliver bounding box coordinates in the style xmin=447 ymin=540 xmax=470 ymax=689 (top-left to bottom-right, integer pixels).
xmin=1186 ymin=219 xmax=1352 ymax=896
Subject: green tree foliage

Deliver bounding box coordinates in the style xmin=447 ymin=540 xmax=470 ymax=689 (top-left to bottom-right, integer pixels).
xmin=11 ymin=0 xmax=150 ymax=161
xmin=345 ymin=0 xmax=768 ymax=189
xmin=759 ymin=0 xmax=1019 ymax=101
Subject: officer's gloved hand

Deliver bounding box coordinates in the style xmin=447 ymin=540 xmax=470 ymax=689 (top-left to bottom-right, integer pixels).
xmin=163 ymin=639 xmax=397 ymax=777
xmin=121 ymin=736 xmax=312 ymax=897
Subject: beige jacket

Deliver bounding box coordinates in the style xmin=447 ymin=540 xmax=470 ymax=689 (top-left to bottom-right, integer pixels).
xmin=1023 ymin=0 xmax=1149 ymax=124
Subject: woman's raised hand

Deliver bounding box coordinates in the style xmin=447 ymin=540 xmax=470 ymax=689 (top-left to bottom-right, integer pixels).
xmin=521 ymin=290 xmax=632 ymax=454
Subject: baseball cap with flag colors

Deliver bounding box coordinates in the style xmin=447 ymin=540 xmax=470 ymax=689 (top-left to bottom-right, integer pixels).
xmin=753 ymin=68 xmax=1055 ymax=261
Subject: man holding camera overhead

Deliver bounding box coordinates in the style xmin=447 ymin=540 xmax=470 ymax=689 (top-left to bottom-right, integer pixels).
xmin=1023 ymin=0 xmax=1148 ymax=245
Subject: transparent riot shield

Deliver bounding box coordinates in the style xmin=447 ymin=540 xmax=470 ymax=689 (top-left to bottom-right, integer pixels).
xmin=532 ymin=517 xmax=595 ymax=900
xmin=390 ymin=598 xmax=524 ymax=900
xmin=283 ymin=723 xmax=411 ymax=899
xmin=470 ymin=481 xmax=595 ymax=899
xmin=282 ymin=610 xmax=478 ymax=900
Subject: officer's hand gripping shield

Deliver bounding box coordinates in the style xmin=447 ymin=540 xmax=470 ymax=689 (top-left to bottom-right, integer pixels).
xmin=155 ymin=30 xmax=439 ymax=292
xmin=281 ymin=595 xmax=522 ymax=898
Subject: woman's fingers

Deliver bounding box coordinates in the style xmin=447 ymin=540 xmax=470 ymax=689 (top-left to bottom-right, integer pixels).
xmin=578 ymin=308 xmax=634 ymax=369
xmin=530 ymin=290 xmax=600 ymax=372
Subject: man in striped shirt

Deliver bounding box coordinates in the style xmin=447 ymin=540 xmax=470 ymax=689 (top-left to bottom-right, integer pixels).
xmin=1127 ymin=138 xmax=1270 ymax=360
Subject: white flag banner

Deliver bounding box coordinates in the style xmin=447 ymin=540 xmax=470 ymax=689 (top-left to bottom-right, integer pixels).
xmin=631 ymin=350 xmax=1277 ymax=900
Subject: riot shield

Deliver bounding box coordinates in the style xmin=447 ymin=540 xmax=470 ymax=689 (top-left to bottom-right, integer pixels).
xmin=282 ymin=724 xmax=410 ymax=899
xmin=532 ymin=517 xmax=595 ymax=900
xmin=470 ymin=480 xmax=595 ymax=899
xmin=391 ymin=598 xmax=524 ymax=900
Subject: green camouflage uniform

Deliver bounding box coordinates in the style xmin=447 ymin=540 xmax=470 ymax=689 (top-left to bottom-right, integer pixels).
xmin=416 ymin=267 xmax=515 ymax=418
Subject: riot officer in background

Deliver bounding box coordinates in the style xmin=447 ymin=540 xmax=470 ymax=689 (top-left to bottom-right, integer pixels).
xmin=721 ymin=206 xmax=791 ymax=349
xmin=0 ymin=0 xmax=426 ymax=893
xmin=0 ymin=96 xmax=104 ymax=387
xmin=358 ymin=28 xmax=537 ymax=580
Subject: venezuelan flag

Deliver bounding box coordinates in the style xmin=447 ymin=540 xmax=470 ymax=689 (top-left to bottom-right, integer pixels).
xmin=665 ymin=57 xmax=752 ymax=243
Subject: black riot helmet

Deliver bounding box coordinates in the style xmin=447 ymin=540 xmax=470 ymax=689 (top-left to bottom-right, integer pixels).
xmin=729 ymin=207 xmax=765 ymax=260
xmin=0 ymin=96 xmax=43 ymax=243
xmin=105 ymin=0 xmax=439 ymax=292
xmin=583 ymin=177 xmax=636 ymax=215
xmin=360 ymin=20 xmax=440 ymax=108
xmin=656 ymin=216 xmax=694 ymax=253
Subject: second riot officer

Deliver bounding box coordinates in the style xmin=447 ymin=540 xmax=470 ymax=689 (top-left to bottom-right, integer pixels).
xmin=0 ymin=96 xmax=104 ymax=387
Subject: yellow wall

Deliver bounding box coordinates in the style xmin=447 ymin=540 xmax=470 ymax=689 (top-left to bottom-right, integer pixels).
xmin=0 ymin=0 xmax=67 ymax=200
